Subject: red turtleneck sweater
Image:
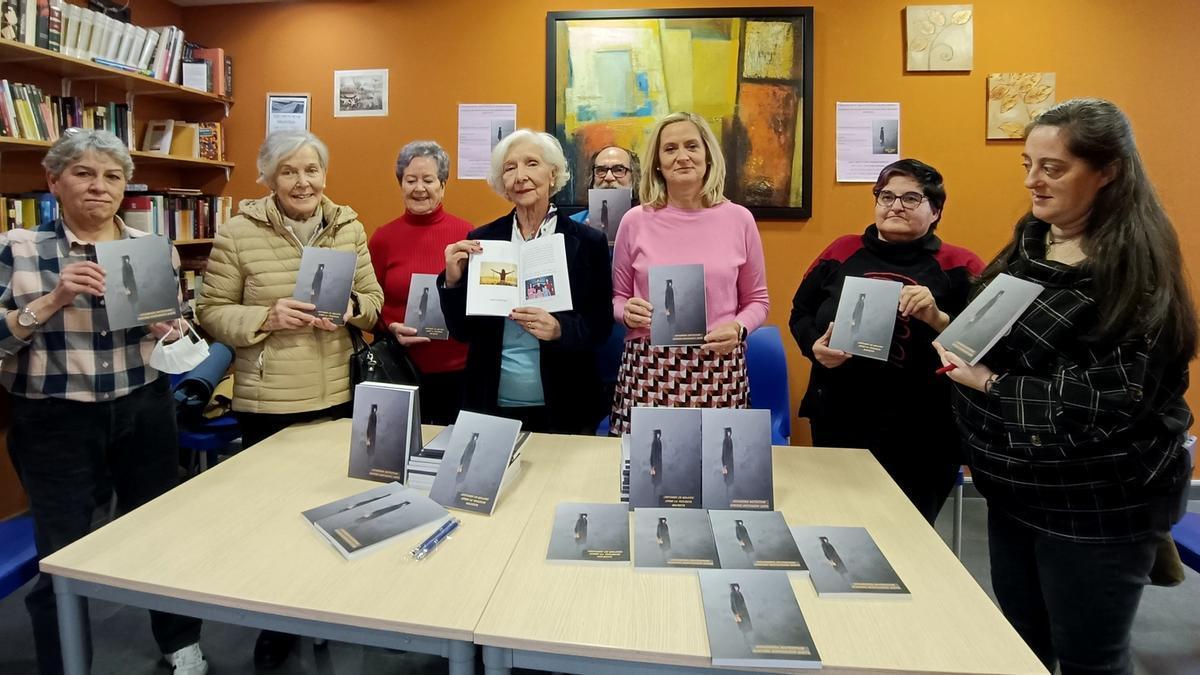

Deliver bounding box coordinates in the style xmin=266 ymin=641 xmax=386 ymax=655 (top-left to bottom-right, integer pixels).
xmin=368 ymin=204 xmax=472 ymax=373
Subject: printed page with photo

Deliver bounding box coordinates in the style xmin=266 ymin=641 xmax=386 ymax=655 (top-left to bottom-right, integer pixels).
xmin=466 ymin=235 xmax=573 ymax=316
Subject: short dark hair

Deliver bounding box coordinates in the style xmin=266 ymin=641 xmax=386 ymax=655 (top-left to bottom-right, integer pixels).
xmin=590 ymin=145 xmax=641 ymax=191
xmin=872 ymin=158 xmax=947 ymax=229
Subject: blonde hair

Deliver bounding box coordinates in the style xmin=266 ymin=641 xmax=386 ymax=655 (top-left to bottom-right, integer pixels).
xmin=638 ymin=112 xmax=727 ymax=209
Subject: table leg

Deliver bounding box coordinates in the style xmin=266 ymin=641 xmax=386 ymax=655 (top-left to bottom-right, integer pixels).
xmin=482 ymin=645 xmax=512 ymax=675
xmin=52 ymin=576 xmax=88 ymax=675
xmin=446 ymin=639 xmax=476 ymax=675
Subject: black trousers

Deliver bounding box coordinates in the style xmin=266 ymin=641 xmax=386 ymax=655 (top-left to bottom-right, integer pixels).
xmin=236 ymin=402 xmax=353 ymax=448
xmin=418 ymin=370 xmax=465 ymax=426
xmin=987 ymin=508 xmax=1160 ymax=675
xmin=7 ymin=377 xmax=202 ymax=675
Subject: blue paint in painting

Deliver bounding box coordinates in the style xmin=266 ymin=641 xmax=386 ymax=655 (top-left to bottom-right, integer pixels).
xmin=577 ymin=105 xmax=598 ymax=122
xmin=617 ymin=72 xmax=654 ymax=118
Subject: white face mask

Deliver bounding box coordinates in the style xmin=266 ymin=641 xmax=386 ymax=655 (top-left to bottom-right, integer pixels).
xmin=150 ymin=321 xmax=211 ymax=374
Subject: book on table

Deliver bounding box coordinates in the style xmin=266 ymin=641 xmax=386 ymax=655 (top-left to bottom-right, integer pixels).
xmin=633 ymin=507 xmax=718 ymax=571
xmin=347 ymin=382 xmax=421 ymax=483
xmin=708 ymin=510 xmax=807 ymax=574
xmin=648 ymin=263 xmax=706 ymax=347
xmin=699 ymin=569 xmax=821 ymax=669
xmin=405 ymin=424 xmax=529 ymax=491
xmin=465 ymin=235 xmax=573 ymax=316
xmin=292 ymin=247 xmax=356 ymax=325
xmin=628 ymin=406 xmax=702 ymax=509
xmin=701 ymin=408 xmax=773 ymax=511
xmin=94 ymin=235 xmax=180 ymax=330
xmin=935 ymin=273 xmax=1044 ymax=365
xmin=791 ymin=525 xmax=909 ymax=597
xmin=302 ymin=482 xmax=449 ymax=560
xmin=828 ymin=275 xmax=904 ymax=360
xmin=545 ymin=502 xmax=631 ymax=564
xmin=428 ymin=411 xmax=524 ymax=515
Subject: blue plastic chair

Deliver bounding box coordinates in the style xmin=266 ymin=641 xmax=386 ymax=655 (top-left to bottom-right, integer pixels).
xmin=179 ymin=415 xmax=241 ymax=474
xmin=1172 ymin=435 xmax=1198 ymax=571
xmin=0 ymin=515 xmax=37 ymax=599
xmin=746 ymin=326 xmax=791 ymax=445
xmin=594 ymin=322 xmax=627 ymax=436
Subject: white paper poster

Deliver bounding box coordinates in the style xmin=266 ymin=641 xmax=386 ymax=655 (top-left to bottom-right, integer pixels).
xmin=457 ymin=104 xmax=517 ymax=180
xmin=836 ymin=102 xmax=901 ymax=182
xmin=266 ymin=93 xmax=310 ymax=137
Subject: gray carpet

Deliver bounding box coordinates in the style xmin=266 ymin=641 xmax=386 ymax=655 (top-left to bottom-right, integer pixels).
xmin=1 ymin=498 xmax=1197 ymax=674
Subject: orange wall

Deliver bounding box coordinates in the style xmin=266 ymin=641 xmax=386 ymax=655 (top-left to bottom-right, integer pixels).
xmin=181 ymin=0 xmax=1200 ymax=449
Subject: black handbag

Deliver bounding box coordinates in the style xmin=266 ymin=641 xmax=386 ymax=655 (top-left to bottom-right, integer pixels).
xmin=348 ymin=326 xmax=421 ymax=388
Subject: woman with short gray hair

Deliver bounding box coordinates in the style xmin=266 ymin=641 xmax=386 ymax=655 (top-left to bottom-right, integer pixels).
xmin=438 ymin=128 xmax=613 ymax=434
xmin=42 ymin=127 xmax=135 ymax=179
xmin=368 ymin=139 xmax=472 ymax=424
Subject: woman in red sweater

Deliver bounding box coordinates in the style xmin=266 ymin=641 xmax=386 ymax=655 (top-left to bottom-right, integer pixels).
xmin=368 ymin=140 xmax=472 ymax=424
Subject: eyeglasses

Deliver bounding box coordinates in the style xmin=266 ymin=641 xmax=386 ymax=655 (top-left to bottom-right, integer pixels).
xmin=875 ymin=190 xmax=927 ymax=209
xmin=593 ymin=164 xmax=630 ymax=179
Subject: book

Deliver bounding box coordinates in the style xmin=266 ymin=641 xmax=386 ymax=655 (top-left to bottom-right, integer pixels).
xmin=465 ymin=234 xmax=573 ymax=316
xmin=404 ymin=273 xmax=448 ymax=339
xmin=649 ymin=263 xmax=706 ymax=346
xmin=191 ymin=47 xmax=224 ymax=95
xmin=708 ymin=510 xmax=806 ymax=573
xmin=546 ymin=502 xmax=630 ymax=564
xmin=93 ymin=235 xmax=180 ymax=330
xmin=0 ymin=1 xmax=19 ymax=42
xmin=141 ymin=119 xmax=173 ymax=153
xmin=699 ymin=570 xmax=821 ymax=669
xmin=45 ymin=0 xmax=59 ymax=53
xmin=628 ymin=407 xmax=702 ymax=509
xmin=935 ymin=273 xmax=1044 ymax=365
xmin=197 ymin=121 xmax=222 ymax=161
xmin=168 ymin=121 xmax=199 ymax=158
xmin=20 ymin=0 xmax=34 ymax=46
xmin=633 ymin=507 xmax=718 ymax=570
xmin=791 ymin=525 xmax=909 ymax=597
xmin=405 ymin=424 xmax=529 ymax=491
xmin=181 ymin=58 xmax=209 ymax=92
xmin=348 ymin=382 xmax=421 ymax=483
xmin=828 ymin=276 xmax=904 ymax=360
xmin=302 ymin=482 xmax=449 ymax=560
xmin=586 ymin=187 xmax=631 ymax=245
xmin=428 ymin=411 xmax=524 ymax=515
xmin=119 ymin=195 xmax=153 ymax=233
xmin=701 ymin=408 xmax=773 ymax=511
xmin=292 ymin=247 xmax=356 ymax=325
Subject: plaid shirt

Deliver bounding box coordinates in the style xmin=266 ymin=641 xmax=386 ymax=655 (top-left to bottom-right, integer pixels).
xmin=0 ymin=218 xmax=180 ymax=402
xmin=953 ymin=218 xmax=1191 ymax=543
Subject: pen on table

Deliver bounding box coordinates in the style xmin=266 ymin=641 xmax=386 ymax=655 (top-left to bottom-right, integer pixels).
xmin=412 ymin=518 xmax=460 ymax=561
xmin=935 ymin=364 xmax=958 ymax=375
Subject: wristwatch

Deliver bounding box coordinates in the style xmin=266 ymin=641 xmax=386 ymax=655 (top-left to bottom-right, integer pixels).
xmin=17 ymin=306 xmax=40 ymax=329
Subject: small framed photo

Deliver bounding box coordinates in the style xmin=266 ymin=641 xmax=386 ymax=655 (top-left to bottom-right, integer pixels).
xmin=266 ymin=93 xmax=311 ymax=137
xmin=334 ymin=69 xmax=389 ymax=118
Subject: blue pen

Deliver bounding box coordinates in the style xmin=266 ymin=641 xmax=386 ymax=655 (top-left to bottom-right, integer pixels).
xmin=412 ymin=518 xmax=460 ymax=560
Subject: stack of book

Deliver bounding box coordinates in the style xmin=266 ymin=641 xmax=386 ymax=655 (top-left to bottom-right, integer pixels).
xmin=619 ymin=434 xmax=630 ymax=505
xmin=0 ymin=82 xmax=132 ymax=144
xmin=181 ymin=43 xmax=232 ymax=96
xmin=406 ymin=423 xmax=529 ymax=494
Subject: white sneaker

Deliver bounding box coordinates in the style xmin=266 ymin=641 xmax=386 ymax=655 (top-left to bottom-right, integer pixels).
xmin=165 ymin=643 xmax=209 ymax=675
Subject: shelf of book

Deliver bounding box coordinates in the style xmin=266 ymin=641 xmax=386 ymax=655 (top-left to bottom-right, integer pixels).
xmin=0 ymin=138 xmax=232 ymax=171
xmin=0 ymin=38 xmax=233 ymax=109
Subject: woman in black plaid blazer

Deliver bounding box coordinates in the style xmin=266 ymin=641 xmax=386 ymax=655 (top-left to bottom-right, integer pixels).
xmin=935 ymin=99 xmax=1196 ymax=675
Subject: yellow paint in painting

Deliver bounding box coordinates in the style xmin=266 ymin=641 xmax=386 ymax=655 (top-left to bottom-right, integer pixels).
xmin=661 ymin=27 xmax=694 ymax=112
xmin=743 ymin=22 xmax=794 ymax=80
xmin=690 ymin=35 xmax=740 ymax=141
xmin=789 ymin=96 xmax=805 ymax=207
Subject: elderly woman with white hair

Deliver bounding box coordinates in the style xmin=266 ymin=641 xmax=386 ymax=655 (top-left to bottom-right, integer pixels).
xmin=439 ymin=129 xmax=612 ymax=433
xmin=368 ymin=140 xmax=472 ymax=424
xmin=196 ymin=130 xmax=382 ymax=668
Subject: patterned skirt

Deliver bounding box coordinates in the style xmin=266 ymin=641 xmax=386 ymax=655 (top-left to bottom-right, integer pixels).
xmin=609 ymin=338 xmax=748 ymax=435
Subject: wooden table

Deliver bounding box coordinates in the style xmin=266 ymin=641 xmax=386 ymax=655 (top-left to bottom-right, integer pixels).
xmin=39 ymin=420 xmax=556 ymax=675
xmin=475 ymin=436 xmax=1048 ymax=674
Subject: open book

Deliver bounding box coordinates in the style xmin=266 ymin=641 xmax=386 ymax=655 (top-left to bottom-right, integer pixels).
xmin=466 ymin=235 xmax=573 ymax=316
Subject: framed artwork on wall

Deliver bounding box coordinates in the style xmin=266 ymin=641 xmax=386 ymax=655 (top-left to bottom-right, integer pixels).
xmin=266 ymin=93 xmax=311 ymax=137
xmin=333 ymin=69 xmax=389 ymax=118
xmin=547 ymin=7 xmax=814 ymax=220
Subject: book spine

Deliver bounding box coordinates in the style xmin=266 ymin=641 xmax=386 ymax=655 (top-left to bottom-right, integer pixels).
xmin=33 ymin=0 xmax=46 ymax=49
xmin=45 ymin=0 xmax=58 ymax=52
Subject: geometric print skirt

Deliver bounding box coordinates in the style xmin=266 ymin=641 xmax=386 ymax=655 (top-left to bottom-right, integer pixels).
xmin=609 ymin=337 xmax=748 ymax=436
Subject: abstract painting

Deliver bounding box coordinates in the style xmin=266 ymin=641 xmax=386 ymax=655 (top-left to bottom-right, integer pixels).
xmin=986 ymin=72 xmax=1055 ymax=139
xmin=547 ymin=8 xmax=814 ymax=219
xmin=906 ymin=5 xmax=973 ymax=71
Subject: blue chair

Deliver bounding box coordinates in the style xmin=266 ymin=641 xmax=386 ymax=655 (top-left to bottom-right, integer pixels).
xmin=0 ymin=515 xmax=37 ymax=599
xmin=1172 ymin=435 xmax=1198 ymax=571
xmin=595 ymin=322 xmax=627 ymax=436
xmin=179 ymin=415 xmax=241 ymax=474
xmin=746 ymin=325 xmax=791 ymax=445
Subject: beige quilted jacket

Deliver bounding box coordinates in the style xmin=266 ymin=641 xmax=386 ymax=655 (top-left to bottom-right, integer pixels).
xmin=197 ymin=195 xmax=383 ymax=414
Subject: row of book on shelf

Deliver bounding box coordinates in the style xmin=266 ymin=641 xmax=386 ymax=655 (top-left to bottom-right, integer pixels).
xmin=0 ymin=188 xmax=231 ymax=240
xmin=0 ymin=0 xmax=231 ymax=94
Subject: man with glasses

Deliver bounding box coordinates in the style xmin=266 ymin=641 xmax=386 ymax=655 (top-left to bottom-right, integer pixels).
xmin=570 ymin=145 xmax=640 ymax=226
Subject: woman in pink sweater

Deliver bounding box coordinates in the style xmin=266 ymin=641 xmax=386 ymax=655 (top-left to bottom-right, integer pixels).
xmin=610 ymin=112 xmax=770 ymax=434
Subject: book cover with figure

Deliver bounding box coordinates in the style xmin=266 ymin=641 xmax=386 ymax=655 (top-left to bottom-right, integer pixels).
xmin=586 ymin=187 xmax=632 ymax=245
xmin=94 ymin=235 xmax=180 ymax=330
xmin=828 ymin=276 xmax=904 ymax=361
xmin=699 ymin=570 xmax=821 ymax=669
xmin=791 ymin=525 xmax=909 ymax=597
xmin=629 ymin=407 xmax=702 ymax=509
xmin=428 ymin=411 xmax=523 ymax=515
xmin=404 ymin=273 xmax=448 ymax=339
xmin=935 ymin=273 xmax=1044 ymax=365
xmin=546 ymin=502 xmax=630 ymax=564
xmin=293 ymin=247 xmax=356 ymax=325
xmin=648 ymin=263 xmax=706 ymax=346
xmin=708 ymin=510 xmax=806 ymax=573
xmin=347 ymin=382 xmax=420 ymax=483
xmin=633 ymin=507 xmax=718 ymax=570
xmin=302 ymin=482 xmax=449 ymax=560
xmin=701 ymin=409 xmax=773 ymax=511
